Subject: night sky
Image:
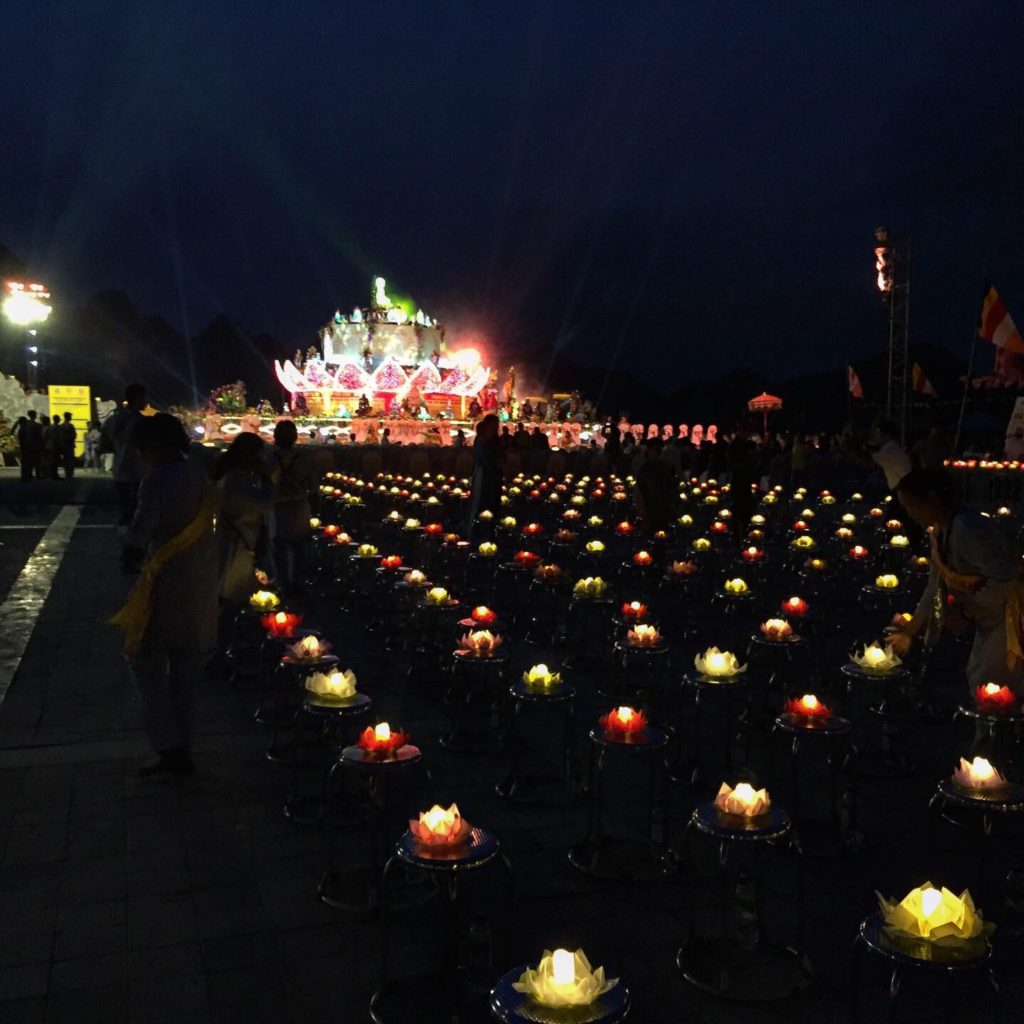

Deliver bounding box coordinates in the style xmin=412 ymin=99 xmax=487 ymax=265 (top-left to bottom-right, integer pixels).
xmin=2 ymin=1 xmax=1023 ymax=390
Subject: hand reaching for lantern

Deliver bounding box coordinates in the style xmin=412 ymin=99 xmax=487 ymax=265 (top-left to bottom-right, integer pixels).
xmin=886 ymin=630 xmax=913 ymax=657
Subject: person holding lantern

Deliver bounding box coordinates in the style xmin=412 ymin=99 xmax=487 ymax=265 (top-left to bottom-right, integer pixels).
xmin=886 ymin=470 xmax=1024 ymax=694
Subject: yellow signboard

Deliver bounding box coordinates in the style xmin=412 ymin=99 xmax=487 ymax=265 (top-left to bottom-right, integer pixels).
xmin=48 ymin=385 xmax=92 ymax=457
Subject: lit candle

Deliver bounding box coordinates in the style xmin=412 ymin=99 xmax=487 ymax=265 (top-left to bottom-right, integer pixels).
xmin=249 ymin=589 xmax=280 ymax=612
xmin=851 ymin=642 xmax=901 ymax=672
xmin=261 ymin=610 xmax=302 ymax=637
xmin=849 ymin=545 xmax=869 ymax=559
xmin=724 ymin=577 xmax=749 ymax=595
xmin=357 ymin=721 xmax=408 ymax=756
xmin=470 ymin=605 xmax=497 ymax=626
xmin=425 ymin=587 xmax=451 ymax=606
xmin=305 ymin=668 xmax=357 ymax=701
xmin=875 ymin=573 xmax=900 ymax=590
xmin=459 ymin=629 xmax=503 ymax=657
xmin=380 ymin=555 xmax=403 ymax=571
xmin=514 ymin=550 xmax=541 ymax=568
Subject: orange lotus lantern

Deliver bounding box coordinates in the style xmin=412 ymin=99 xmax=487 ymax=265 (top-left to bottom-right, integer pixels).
xmin=261 ymin=610 xmax=303 ymax=638
xmin=409 ymin=803 xmax=472 ymax=848
xmin=974 ymin=682 xmax=1017 ymax=713
xmin=781 ymin=595 xmax=809 ymax=617
xmin=470 ymin=605 xmax=498 ymax=627
xmin=784 ymin=693 xmax=831 ymax=721
xmin=670 ymin=560 xmax=700 ymax=576
xmin=357 ymin=722 xmax=408 ymax=757
xmin=380 ymin=554 xmax=403 ymax=571
xmin=322 ymin=524 xmax=341 ymax=538
xmin=599 ymin=705 xmax=648 ymax=741
xmin=621 ymin=600 xmax=649 ymax=623
xmin=554 ymin=528 xmax=578 ymax=544
xmin=514 ymin=550 xmax=541 ymax=569
xmin=334 ymin=532 xmax=352 ymax=546
xmin=615 ymin=521 xmax=635 ymax=536
xmin=632 ymin=550 xmax=654 ymax=567
xmin=535 ymin=563 xmax=563 ymax=583
xmin=424 ymin=522 xmax=444 ymax=537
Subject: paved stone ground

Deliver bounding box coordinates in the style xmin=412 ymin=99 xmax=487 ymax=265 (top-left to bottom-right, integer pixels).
xmin=0 ymin=476 xmax=1022 ymax=1023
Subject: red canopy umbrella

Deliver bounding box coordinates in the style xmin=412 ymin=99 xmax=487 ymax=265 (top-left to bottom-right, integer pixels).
xmin=747 ymin=392 xmax=783 ymax=434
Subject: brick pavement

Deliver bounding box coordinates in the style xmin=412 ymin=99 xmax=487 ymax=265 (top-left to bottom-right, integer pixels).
xmin=0 ymin=484 xmax=1021 ymax=1023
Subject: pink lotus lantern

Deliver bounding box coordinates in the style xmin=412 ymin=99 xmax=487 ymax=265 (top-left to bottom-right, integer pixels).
xmin=459 ymin=630 xmax=504 ymax=657
xmin=760 ymin=618 xmax=793 ymax=641
xmin=627 ymin=624 xmax=662 ymax=647
xmin=409 ymin=803 xmax=473 ymax=848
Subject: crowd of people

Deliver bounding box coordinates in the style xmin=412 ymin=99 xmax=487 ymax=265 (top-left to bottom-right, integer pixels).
xmin=13 ymin=409 xmax=88 ymax=481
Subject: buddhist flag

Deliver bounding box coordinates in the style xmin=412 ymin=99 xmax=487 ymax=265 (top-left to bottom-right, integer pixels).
xmin=848 ymin=365 xmax=864 ymax=399
xmin=912 ymin=363 xmax=936 ymax=396
xmin=979 ymin=285 xmax=1024 ymax=353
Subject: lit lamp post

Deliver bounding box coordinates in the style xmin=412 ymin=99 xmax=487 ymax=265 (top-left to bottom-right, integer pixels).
xmin=3 ymin=281 xmax=52 ymax=389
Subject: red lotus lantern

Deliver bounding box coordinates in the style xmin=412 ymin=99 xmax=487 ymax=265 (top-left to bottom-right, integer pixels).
xmin=322 ymin=524 xmax=341 ymax=538
xmin=424 ymin=522 xmax=444 ymax=537
xmin=380 ymin=555 xmax=403 ymax=571
xmin=621 ymin=600 xmax=649 ymax=623
xmin=471 ymin=605 xmax=498 ymax=627
xmin=615 ymin=521 xmax=634 ymax=536
xmin=784 ymin=693 xmax=832 ymax=722
xmin=742 ymin=546 xmax=764 ymax=561
xmin=357 ymin=722 xmax=408 ymax=757
xmin=523 ymin=522 xmax=544 ymax=538
xmin=599 ymin=705 xmax=648 ymax=741
xmin=975 ymin=682 xmax=1018 ymax=714
xmin=710 ymin=520 xmax=729 ymax=534
xmin=514 ymin=550 xmax=541 ymax=569
xmin=792 ymin=520 xmax=808 ymax=532
xmin=849 ymin=545 xmax=869 ymax=560
xmin=632 ymin=550 xmax=654 ymax=567
xmin=260 ymin=610 xmax=303 ymax=638
xmin=781 ymin=595 xmax=809 ymax=617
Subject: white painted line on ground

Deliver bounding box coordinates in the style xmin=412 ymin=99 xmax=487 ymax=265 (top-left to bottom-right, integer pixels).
xmin=0 ymin=505 xmax=81 ymax=709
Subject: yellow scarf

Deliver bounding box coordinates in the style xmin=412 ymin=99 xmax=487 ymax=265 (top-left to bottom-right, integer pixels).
xmin=110 ymin=493 xmax=216 ymax=661
xmin=930 ymin=533 xmax=1024 ymax=669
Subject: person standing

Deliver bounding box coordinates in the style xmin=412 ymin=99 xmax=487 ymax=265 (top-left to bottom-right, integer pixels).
xmin=213 ymin=433 xmax=272 ymax=607
xmin=102 ymin=384 xmax=148 ymax=526
xmin=16 ymin=411 xmax=42 ymax=482
xmin=84 ymin=421 xmax=103 ymax=470
xmin=468 ymin=413 xmax=503 ymax=541
xmin=39 ymin=415 xmax=58 ymax=479
xmin=110 ymin=413 xmax=217 ymax=777
xmin=56 ymin=412 xmax=77 ymax=479
xmin=266 ymin=420 xmax=313 ymax=594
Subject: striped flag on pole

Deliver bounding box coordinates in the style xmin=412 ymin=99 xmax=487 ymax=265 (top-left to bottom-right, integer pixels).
xmin=912 ymin=363 xmax=937 ymax=396
xmin=848 ymin=365 xmax=864 ymax=399
xmin=979 ymin=284 xmax=1024 ymax=353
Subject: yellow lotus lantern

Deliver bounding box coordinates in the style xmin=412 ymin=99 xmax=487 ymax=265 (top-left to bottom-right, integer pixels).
xmin=875 ymin=573 xmax=900 ymax=590
xmin=890 ymin=535 xmax=910 ymax=549
xmin=692 ymin=537 xmax=712 ymax=552
xmin=952 ymin=756 xmax=1007 ymax=792
xmin=877 ymin=883 xmax=992 ymax=946
xmin=763 ymin=493 xmax=778 ymax=504
xmin=588 ymin=515 xmax=604 ymax=527
xmin=478 ymin=542 xmax=498 ymax=557
xmin=678 ymin=514 xmax=694 ymax=527
xmin=357 ymin=543 xmax=379 ymax=557
xmin=851 ymin=642 xmax=902 ymax=673
xmin=586 ymin=539 xmax=606 ymax=554
xmin=714 ymin=781 xmax=771 ymax=818
xmin=694 ymin=646 xmax=746 ymax=679
xmin=573 ymin=576 xmax=608 ymax=600
xmin=750 ymin=514 xmax=766 ymax=526
xmin=501 ymin=516 xmax=517 ymax=529
xmin=513 ymin=949 xmax=617 ymax=1008
xmin=479 ymin=510 xmax=494 ymax=521
xmin=249 ymin=590 xmax=280 ymax=612
xmin=841 ymin=513 xmax=857 ymax=525
xmin=404 ymin=518 xmax=421 ymax=530
xmin=523 ymin=664 xmax=561 ymax=691
xmin=309 ymin=517 xmax=321 ymax=529
xmin=425 ymin=587 xmax=451 ymax=606
xmin=305 ymin=668 xmax=357 ymax=701
xmin=791 ymin=535 xmax=816 ymax=550
xmin=724 ymin=577 xmax=749 ymax=595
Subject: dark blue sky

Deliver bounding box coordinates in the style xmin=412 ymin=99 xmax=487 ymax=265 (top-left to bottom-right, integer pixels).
xmin=2 ymin=1 xmax=1022 ymax=388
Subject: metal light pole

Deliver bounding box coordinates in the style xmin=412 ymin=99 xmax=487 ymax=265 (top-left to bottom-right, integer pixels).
xmin=3 ymin=281 xmax=52 ymax=390
xmin=874 ymin=228 xmax=911 ymax=443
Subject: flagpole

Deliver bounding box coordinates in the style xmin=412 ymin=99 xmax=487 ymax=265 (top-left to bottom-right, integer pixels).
xmin=954 ymin=279 xmax=989 ymax=454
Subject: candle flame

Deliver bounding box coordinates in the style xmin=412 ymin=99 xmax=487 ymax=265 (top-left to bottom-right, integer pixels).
xmin=551 ymin=949 xmax=574 ymax=986
xmin=374 ymin=722 xmax=391 ymax=742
